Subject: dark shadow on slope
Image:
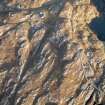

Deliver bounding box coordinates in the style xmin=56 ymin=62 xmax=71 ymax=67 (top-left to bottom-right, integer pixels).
xmin=0 ymin=1 xmax=9 ymax=26
xmin=89 ymin=16 xmax=105 ymax=41
xmin=42 ymin=0 xmax=67 ymax=15
xmin=0 ymin=62 xmax=16 ymax=71
xmin=52 ymin=35 xmax=69 ymax=87
xmin=45 ymin=102 xmax=57 ymax=105
xmin=89 ymin=0 xmax=105 ymax=41
xmin=91 ymin=0 xmax=105 ymax=14
xmin=0 ymin=0 xmax=31 ymax=26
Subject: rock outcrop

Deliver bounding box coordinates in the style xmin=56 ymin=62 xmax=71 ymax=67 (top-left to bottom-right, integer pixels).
xmin=0 ymin=0 xmax=105 ymax=105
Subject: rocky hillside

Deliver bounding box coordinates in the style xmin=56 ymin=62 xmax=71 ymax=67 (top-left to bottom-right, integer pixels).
xmin=0 ymin=0 xmax=105 ymax=105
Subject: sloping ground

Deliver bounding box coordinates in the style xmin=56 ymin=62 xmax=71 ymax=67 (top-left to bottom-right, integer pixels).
xmin=0 ymin=0 xmax=105 ymax=105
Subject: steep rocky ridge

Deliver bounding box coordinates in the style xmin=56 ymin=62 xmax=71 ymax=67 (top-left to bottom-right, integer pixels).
xmin=0 ymin=0 xmax=105 ymax=105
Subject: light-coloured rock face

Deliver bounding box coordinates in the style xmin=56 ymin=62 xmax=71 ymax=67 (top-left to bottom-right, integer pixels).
xmin=0 ymin=0 xmax=105 ymax=105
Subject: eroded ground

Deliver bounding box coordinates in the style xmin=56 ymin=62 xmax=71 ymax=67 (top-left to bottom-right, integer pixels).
xmin=0 ymin=0 xmax=105 ymax=105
